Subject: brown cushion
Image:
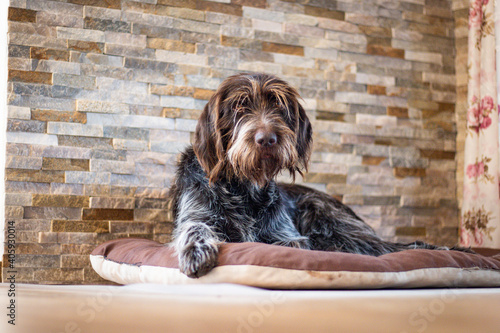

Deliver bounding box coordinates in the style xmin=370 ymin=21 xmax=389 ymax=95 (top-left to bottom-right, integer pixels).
xmin=90 ymin=238 xmax=500 ymax=289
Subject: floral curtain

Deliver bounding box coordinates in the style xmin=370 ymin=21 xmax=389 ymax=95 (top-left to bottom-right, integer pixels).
xmin=461 ymin=0 xmax=500 ymax=247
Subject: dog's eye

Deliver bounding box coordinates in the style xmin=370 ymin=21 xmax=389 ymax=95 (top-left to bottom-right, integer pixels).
xmin=269 ymin=94 xmax=285 ymax=110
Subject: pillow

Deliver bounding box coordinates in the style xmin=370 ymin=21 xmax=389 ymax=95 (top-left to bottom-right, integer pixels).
xmin=90 ymin=238 xmax=500 ymax=289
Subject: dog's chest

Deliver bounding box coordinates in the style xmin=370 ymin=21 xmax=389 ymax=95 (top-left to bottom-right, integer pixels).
xmin=214 ymin=182 xmax=284 ymax=240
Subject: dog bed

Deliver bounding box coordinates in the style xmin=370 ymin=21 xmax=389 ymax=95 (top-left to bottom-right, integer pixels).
xmin=90 ymin=238 xmax=500 ymax=289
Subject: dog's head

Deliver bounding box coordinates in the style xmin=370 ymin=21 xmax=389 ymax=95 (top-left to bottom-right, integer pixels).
xmin=193 ymin=73 xmax=312 ymax=186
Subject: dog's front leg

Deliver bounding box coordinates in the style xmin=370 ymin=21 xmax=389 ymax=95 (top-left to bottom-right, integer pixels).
xmin=173 ymin=221 xmax=220 ymax=278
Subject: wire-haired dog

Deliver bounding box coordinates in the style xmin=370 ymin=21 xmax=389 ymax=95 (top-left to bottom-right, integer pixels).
xmin=169 ymin=72 xmax=466 ymax=278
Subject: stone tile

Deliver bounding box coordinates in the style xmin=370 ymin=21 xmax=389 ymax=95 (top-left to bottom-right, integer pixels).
xmin=60 ymin=244 xmax=97 ymax=257
xmin=33 ymin=268 xmax=84 ymax=282
xmin=387 ymin=107 xmax=409 ymax=118
xmin=47 ymin=122 xmax=103 ymax=137
xmin=91 ymin=149 xmax=126 ymax=161
xmin=104 ymin=44 xmax=155 ymax=59
xmin=31 ymin=145 xmax=93 ymax=159
xmin=26 ymin=0 xmax=83 ymax=15
xmin=243 ymin=7 xmax=284 ymax=22
xmin=109 ymin=221 xmax=153 ymax=233
xmin=9 ymin=7 xmax=37 ymax=22
xmin=84 ymin=184 xmax=111 ymax=196
xmin=7 ymin=119 xmax=45 ymax=133
xmin=9 ymin=69 xmax=53 ymax=84
xmin=61 ymin=254 xmax=91 ymax=268
xmin=156 ymin=49 xmax=209 ymax=66
xmin=262 ymin=42 xmax=304 ymax=56
xmin=89 ymin=159 xmax=135 ymax=174
xmin=149 ymin=129 xmax=190 ymax=142
xmin=285 ymin=22 xmax=324 ymax=38
xmin=30 ymin=47 xmax=69 ymax=61
xmin=53 ymin=73 xmax=96 ymax=89
xmin=134 ymin=197 xmax=168 ymax=210
xmin=57 ymin=27 xmax=105 ymax=42
xmin=86 ymin=113 xmax=175 ymax=130
xmin=113 ymin=139 xmax=148 ymax=151
xmin=34 ymin=59 xmax=81 ymax=75
xmin=173 ymin=19 xmax=220 ymax=35
xmin=105 ymin=31 xmax=146 ymax=47
xmin=6 ymin=156 xmax=43 ymax=170
xmin=84 ymin=17 xmax=130 ymax=33
xmin=110 ymin=186 xmax=137 ymax=197
xmin=400 ymin=195 xmax=441 ymax=208
xmin=42 ymin=157 xmax=89 ymax=171
xmin=14 ymin=254 xmax=60 ymax=268
xmin=393 ymin=167 xmax=426 ymax=178
xmin=150 ymin=84 xmax=195 ymax=97
xmin=157 ymin=0 xmax=196 ymax=7
xmin=68 ymin=40 xmax=104 ymax=53
xmin=24 ymin=207 xmax=82 ymax=220
xmin=251 ymin=18 xmax=282 ymax=33
xmin=50 ymin=183 xmax=85 ymax=195
xmin=304 ymin=47 xmax=338 ymax=60
xmin=104 ymin=127 xmax=149 ymax=141
xmin=90 ymin=197 xmax=135 ymax=209
xmin=232 ymin=0 xmax=266 ymax=7
xmin=5 ymin=180 xmax=51 ymax=194
xmin=134 ymin=209 xmax=173 ymax=222
xmin=420 ymin=149 xmax=455 ymax=160
xmin=134 ymin=187 xmax=168 ymax=200
xmin=31 ymin=109 xmax=87 ymax=124
xmin=8 ymin=44 xmax=31 ymax=59
xmin=37 ymin=12 xmax=84 ymax=28
xmin=8 ymin=31 xmax=69 ymax=49
xmin=32 ymin=194 xmax=90 ymax=208
xmin=395 ymin=226 xmax=427 ymax=237
xmin=147 ymin=38 xmax=196 ymax=53
xmin=184 ymin=75 xmax=222 ymax=90
xmin=367 ymin=85 xmax=386 ymax=95
xmin=5 ymin=193 xmax=32 ymax=206
xmin=82 ymin=208 xmax=134 ymax=221
xmin=65 ymin=171 xmax=111 ymax=185
xmin=51 ymin=220 xmax=109 ymax=233
xmin=76 ymin=100 xmax=129 ymax=114
xmin=221 ymin=35 xmax=262 ymax=49
xmin=196 ymin=1 xmax=242 ymax=16
xmin=304 ymin=5 xmax=345 ymax=20
xmin=6 ymin=143 xmax=31 ymax=156
xmin=160 ymin=95 xmax=203 ymax=110
xmin=8 ymin=105 xmax=31 ymax=120
xmin=5 ymin=206 xmax=24 ymax=218
xmin=6 ymin=169 xmax=65 ymax=183
xmin=304 ymin=173 xmax=347 ymax=184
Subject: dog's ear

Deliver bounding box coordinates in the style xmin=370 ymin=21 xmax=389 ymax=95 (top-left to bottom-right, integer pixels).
xmin=296 ymin=102 xmax=312 ymax=172
xmin=193 ymin=92 xmax=226 ymax=183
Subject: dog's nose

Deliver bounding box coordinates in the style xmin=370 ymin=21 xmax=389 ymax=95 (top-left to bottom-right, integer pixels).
xmin=255 ymin=130 xmax=277 ymax=147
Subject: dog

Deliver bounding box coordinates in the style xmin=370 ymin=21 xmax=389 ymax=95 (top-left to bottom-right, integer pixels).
xmin=168 ymin=72 xmax=466 ymax=278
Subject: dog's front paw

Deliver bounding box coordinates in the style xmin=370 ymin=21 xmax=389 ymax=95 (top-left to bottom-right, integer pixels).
xmin=178 ymin=242 xmax=218 ymax=278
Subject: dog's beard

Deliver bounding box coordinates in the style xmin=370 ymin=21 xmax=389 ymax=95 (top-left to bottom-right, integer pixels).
xmin=227 ymin=121 xmax=298 ymax=187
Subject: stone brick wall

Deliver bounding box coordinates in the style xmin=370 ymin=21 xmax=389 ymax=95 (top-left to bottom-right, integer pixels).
xmin=4 ymin=0 xmax=460 ymax=284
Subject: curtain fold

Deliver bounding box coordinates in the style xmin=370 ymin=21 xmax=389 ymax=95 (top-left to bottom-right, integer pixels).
xmin=461 ymin=0 xmax=500 ymax=248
